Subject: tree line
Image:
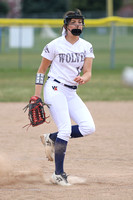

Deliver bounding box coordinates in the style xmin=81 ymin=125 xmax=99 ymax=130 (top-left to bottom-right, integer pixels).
xmin=0 ymin=0 xmax=122 ymax=18
xmin=21 ymin=0 xmax=122 ymax=17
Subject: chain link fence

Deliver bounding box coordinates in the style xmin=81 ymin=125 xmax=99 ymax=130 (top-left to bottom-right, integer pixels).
xmin=0 ymin=17 xmax=133 ymax=70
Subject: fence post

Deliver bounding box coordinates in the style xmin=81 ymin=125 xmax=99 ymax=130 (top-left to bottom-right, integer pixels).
xmin=0 ymin=28 xmax=1 ymax=52
xmin=110 ymin=22 xmax=116 ymax=69
xmin=18 ymin=26 xmax=22 ymax=69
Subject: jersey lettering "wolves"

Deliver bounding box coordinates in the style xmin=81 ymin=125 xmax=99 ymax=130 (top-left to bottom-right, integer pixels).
xmin=41 ymin=35 xmax=95 ymax=85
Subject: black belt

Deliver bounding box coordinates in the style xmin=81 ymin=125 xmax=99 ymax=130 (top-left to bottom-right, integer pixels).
xmin=48 ymin=77 xmax=77 ymax=89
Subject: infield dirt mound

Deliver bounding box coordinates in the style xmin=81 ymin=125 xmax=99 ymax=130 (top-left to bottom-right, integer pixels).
xmin=0 ymin=153 xmax=86 ymax=186
xmin=0 ymin=102 xmax=133 ymax=200
xmin=0 ymin=153 xmax=45 ymax=186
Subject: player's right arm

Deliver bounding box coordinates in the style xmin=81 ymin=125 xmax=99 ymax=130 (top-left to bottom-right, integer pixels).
xmin=35 ymin=57 xmax=51 ymax=97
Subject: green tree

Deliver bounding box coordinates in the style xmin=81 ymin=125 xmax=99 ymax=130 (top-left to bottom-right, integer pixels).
xmin=0 ymin=1 xmax=9 ymax=16
xmin=71 ymin=0 xmax=122 ymax=12
xmin=21 ymin=0 xmax=122 ymax=17
xmin=21 ymin=0 xmax=66 ymax=15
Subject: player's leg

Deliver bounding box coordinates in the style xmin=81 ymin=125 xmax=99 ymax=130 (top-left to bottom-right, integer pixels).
xmin=68 ymin=93 xmax=96 ymax=137
xmin=42 ymin=90 xmax=95 ymax=143
xmin=48 ymin=95 xmax=71 ymax=184
xmin=44 ymin=91 xmax=94 ymax=139
xmin=42 ymin=124 xmax=83 ymax=146
xmin=43 ymin=80 xmax=71 ymax=181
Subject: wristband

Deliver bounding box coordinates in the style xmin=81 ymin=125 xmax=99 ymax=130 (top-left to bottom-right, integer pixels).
xmin=35 ymin=73 xmax=45 ymax=85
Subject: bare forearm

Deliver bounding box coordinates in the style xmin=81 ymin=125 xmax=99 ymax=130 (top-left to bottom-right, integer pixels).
xmin=74 ymin=57 xmax=93 ymax=85
xmin=74 ymin=72 xmax=91 ymax=85
xmin=82 ymin=71 xmax=92 ymax=83
xmin=35 ymin=84 xmax=43 ymax=97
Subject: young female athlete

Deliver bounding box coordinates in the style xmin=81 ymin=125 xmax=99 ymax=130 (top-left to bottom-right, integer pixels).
xmin=34 ymin=9 xmax=95 ymax=186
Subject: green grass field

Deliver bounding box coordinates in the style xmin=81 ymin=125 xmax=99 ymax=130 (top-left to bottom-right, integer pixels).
xmin=0 ymin=26 xmax=133 ymax=102
xmin=0 ymin=67 xmax=133 ymax=102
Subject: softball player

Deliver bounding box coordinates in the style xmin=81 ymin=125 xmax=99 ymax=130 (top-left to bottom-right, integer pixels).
xmin=35 ymin=9 xmax=95 ymax=186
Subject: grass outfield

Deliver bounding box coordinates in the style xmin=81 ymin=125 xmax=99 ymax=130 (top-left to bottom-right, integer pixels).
xmin=0 ymin=67 xmax=133 ymax=102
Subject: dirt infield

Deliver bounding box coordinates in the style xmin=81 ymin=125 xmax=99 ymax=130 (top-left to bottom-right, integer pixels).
xmin=0 ymin=102 xmax=133 ymax=200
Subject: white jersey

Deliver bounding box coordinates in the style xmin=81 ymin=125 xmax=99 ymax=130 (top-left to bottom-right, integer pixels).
xmin=41 ymin=35 xmax=95 ymax=86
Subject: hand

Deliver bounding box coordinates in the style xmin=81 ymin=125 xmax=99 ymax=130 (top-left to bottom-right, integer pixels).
xmin=74 ymin=76 xmax=85 ymax=85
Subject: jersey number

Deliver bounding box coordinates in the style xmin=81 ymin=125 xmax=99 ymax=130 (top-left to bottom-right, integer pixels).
xmin=76 ymin=66 xmax=83 ymax=76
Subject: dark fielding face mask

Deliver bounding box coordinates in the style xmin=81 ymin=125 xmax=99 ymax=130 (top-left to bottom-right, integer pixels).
xmin=71 ymin=28 xmax=82 ymax=36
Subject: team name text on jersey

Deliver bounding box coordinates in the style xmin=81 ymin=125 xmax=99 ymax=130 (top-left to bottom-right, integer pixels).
xmin=58 ymin=52 xmax=86 ymax=63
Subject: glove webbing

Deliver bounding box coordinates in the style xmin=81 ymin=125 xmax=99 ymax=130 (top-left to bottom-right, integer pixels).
xmin=29 ymin=103 xmax=45 ymax=126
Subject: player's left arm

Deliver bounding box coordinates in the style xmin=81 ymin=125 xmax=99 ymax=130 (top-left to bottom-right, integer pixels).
xmin=74 ymin=57 xmax=93 ymax=85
